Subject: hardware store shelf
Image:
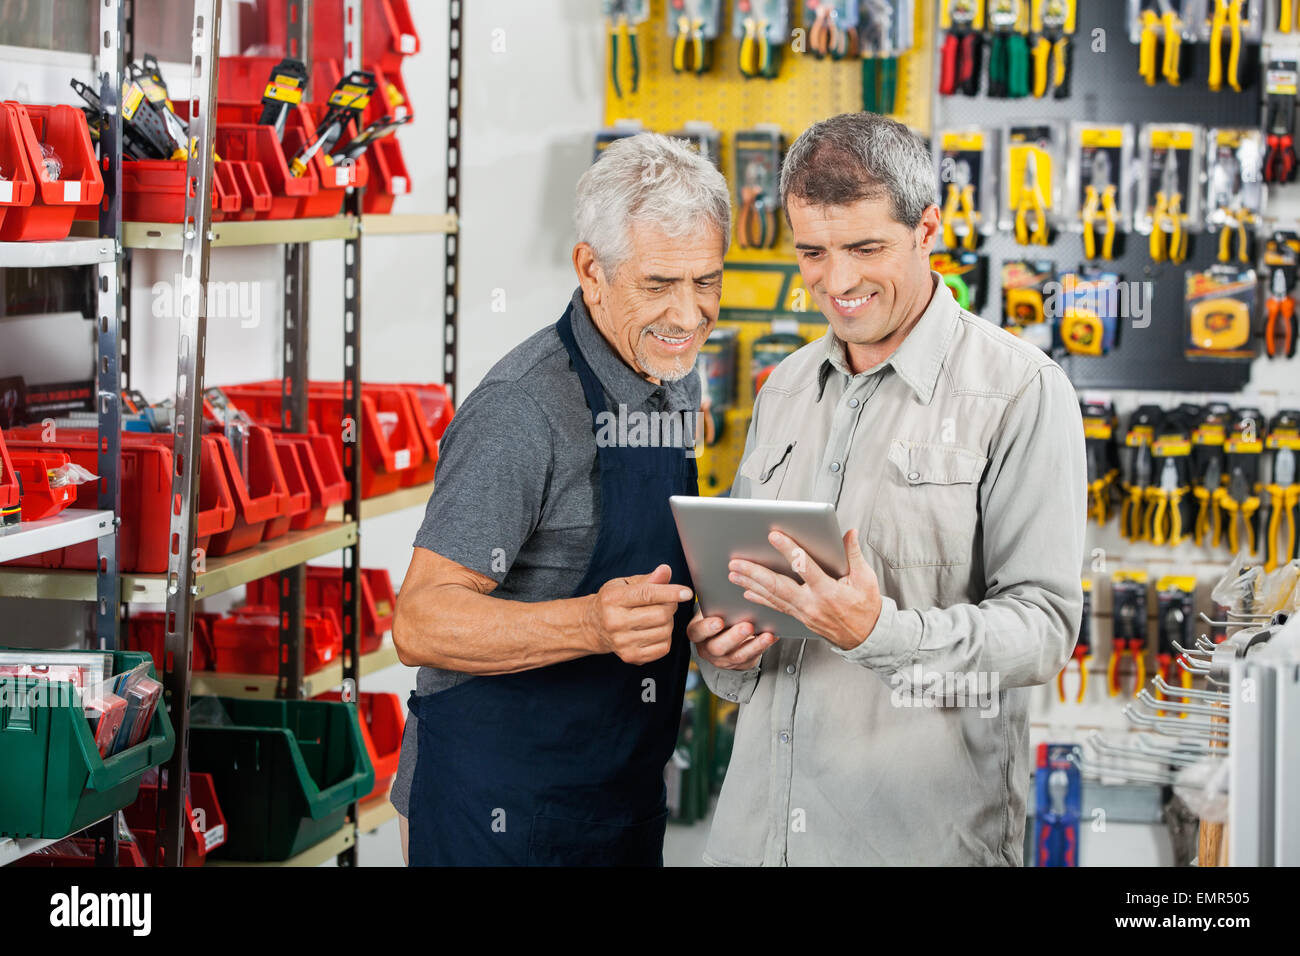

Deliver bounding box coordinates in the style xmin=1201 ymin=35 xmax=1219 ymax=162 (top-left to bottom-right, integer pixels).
xmin=357 ymin=790 xmax=397 ymax=834
xmin=0 ymin=238 xmax=118 ymax=268
xmin=0 ymin=520 xmax=357 ymax=602
xmin=0 ymin=509 xmax=114 ymax=563
xmin=326 ymin=480 xmax=434 ymax=522
xmin=191 ymin=638 xmax=402 ymax=699
xmin=0 ymin=813 xmax=115 ymax=867
xmin=116 ymin=213 xmax=457 ymax=250
xmin=206 ymin=822 xmax=355 ymax=868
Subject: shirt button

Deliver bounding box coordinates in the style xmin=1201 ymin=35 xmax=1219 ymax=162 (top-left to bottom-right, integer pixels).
xmin=779 ymin=732 xmax=790 ymax=743
xmin=908 ymin=471 xmax=920 ymax=482
xmin=786 ymin=664 xmax=796 ymax=675
xmin=848 ymin=397 xmax=860 ymax=408
xmin=830 ymin=461 xmax=842 ymax=473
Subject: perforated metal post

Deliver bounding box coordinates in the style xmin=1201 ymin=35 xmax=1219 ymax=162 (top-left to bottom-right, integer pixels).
xmin=445 ymin=0 xmax=462 ymax=403
xmin=336 ymin=0 xmax=364 ymax=869
xmin=277 ymin=0 xmax=311 ymax=701
xmin=159 ymin=0 xmax=220 ymax=868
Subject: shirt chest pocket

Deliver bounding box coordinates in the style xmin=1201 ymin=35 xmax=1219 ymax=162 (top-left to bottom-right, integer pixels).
xmin=737 ymin=441 xmax=796 ymax=500
xmin=866 ymin=439 xmax=988 ymax=569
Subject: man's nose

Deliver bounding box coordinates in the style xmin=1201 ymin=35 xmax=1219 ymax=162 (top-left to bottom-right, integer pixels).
xmin=665 ymin=285 xmax=702 ymax=329
xmin=826 ymin=253 xmax=861 ymax=297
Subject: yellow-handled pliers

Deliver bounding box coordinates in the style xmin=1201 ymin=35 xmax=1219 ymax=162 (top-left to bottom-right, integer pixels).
xmin=1227 ymin=0 xmax=1244 ymax=92
xmin=1265 ymin=448 xmax=1299 ymax=572
xmin=1082 ymin=151 xmax=1118 ymax=261
xmin=1160 ymin=0 xmax=1182 ymax=86
xmin=1283 ymin=0 xmax=1294 ymax=33
xmin=739 ymin=17 xmax=773 ymax=78
xmin=1138 ymin=7 xmax=1161 ymax=85
xmin=1218 ymin=466 xmax=1261 ymax=555
xmin=1150 ymin=151 xmax=1188 ymax=264
xmin=1209 ymin=0 xmax=1228 ymax=90
xmin=1145 ymin=457 xmax=1187 ymax=547
xmin=1217 ymin=207 xmax=1254 ymax=264
xmin=672 ymin=8 xmax=709 ymax=75
xmin=1014 ymin=149 xmax=1050 ymax=246
xmin=1121 ymin=443 xmax=1153 ymax=541
xmin=942 ymin=160 xmax=978 ymax=251
xmin=1194 ymin=456 xmax=1223 ymax=547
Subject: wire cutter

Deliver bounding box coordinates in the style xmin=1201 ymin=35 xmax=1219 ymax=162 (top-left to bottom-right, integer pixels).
xmin=1218 ymin=466 xmax=1261 ymax=555
xmin=1082 ymin=151 xmax=1118 ymax=261
xmin=1218 ymin=207 xmax=1254 ymax=264
xmin=1145 ymin=457 xmax=1187 ymax=547
xmin=1108 ymin=604 xmax=1147 ymax=698
xmin=862 ymin=0 xmax=897 ymax=114
xmin=1057 ymin=613 xmax=1092 ymax=704
xmin=1121 ymin=442 xmax=1152 ymax=541
xmin=1194 ymin=455 xmax=1223 ymax=547
xmin=810 ymin=2 xmax=855 ymax=60
xmin=1265 ymin=98 xmax=1298 ymax=184
xmin=1265 ymin=448 xmax=1299 ymax=572
xmin=1150 ymin=151 xmax=1188 ymax=264
xmin=1208 ymin=0 xmax=1245 ymax=92
xmin=607 ymin=1 xmax=640 ymax=98
xmin=989 ymin=1 xmax=1030 ymax=98
xmin=1266 ymin=268 xmax=1297 ymax=359
xmin=1031 ymin=0 xmax=1072 ymax=98
xmin=1159 ymin=0 xmax=1183 ymax=86
xmin=1085 ymin=440 xmax=1113 ymax=526
xmin=1154 ymin=606 xmax=1193 ymax=717
xmin=942 ymin=160 xmax=978 ymax=251
xmin=672 ymin=2 xmax=709 ymax=75
xmin=739 ymin=15 xmax=774 ymax=78
xmin=738 ymin=161 xmax=777 ymax=250
xmin=939 ymin=1 xmax=984 ymax=96
xmin=1014 ymin=149 xmax=1050 ymax=246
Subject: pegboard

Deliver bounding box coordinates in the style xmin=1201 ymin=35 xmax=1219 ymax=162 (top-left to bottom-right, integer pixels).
xmin=930 ymin=0 xmax=1260 ymax=392
xmin=604 ymin=0 xmax=936 ymax=263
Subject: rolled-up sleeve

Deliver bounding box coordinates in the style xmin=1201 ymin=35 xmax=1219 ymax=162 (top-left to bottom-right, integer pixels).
xmin=835 ymin=364 xmax=1086 ymax=688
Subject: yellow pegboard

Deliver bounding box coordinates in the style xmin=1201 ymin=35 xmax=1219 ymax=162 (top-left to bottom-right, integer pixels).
xmin=604 ymin=0 xmax=936 ymax=263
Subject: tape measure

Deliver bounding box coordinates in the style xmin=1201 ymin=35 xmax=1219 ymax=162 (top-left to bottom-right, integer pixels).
xmin=1063 ymin=308 xmax=1104 ymax=355
xmin=1190 ymin=299 xmax=1251 ymax=351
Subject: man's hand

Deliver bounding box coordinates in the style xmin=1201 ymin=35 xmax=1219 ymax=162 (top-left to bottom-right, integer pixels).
xmin=728 ymin=528 xmax=882 ymax=651
xmin=585 ymin=564 xmax=693 ymax=665
xmin=687 ymin=612 xmax=775 ymax=671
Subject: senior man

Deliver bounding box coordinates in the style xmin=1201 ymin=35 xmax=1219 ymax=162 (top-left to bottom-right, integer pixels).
xmin=391 ymin=133 xmax=728 ymax=866
xmin=689 ymin=113 xmax=1086 ymax=866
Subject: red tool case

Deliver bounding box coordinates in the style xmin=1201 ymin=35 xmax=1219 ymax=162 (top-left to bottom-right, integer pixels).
xmin=1 ymin=430 xmax=237 ymax=572
xmin=0 ymin=102 xmax=104 ymax=240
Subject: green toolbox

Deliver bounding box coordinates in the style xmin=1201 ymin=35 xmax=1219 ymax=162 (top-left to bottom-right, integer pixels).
xmin=0 ymin=648 xmax=174 ymax=840
xmin=188 ymin=696 xmax=373 ymax=862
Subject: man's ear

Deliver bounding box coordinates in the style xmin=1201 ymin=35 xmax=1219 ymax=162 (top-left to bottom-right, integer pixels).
xmin=915 ymin=204 xmax=942 ymax=256
xmin=573 ymin=242 xmax=605 ymax=304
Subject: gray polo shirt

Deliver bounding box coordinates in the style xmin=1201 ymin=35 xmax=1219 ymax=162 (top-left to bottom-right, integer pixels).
xmin=391 ymin=287 xmax=701 ymax=816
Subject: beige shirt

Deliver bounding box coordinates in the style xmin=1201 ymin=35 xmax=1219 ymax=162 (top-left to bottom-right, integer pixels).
xmin=697 ymin=273 xmax=1087 ymax=866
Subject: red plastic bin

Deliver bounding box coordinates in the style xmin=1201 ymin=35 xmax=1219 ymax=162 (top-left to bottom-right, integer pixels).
xmin=227 ymin=160 xmax=271 ymax=220
xmin=205 ymin=426 xmax=293 ymax=555
xmin=279 ymin=432 xmax=349 ymax=528
xmin=0 ymin=103 xmax=37 ymax=235
xmin=211 ymin=161 xmax=244 ymax=221
xmin=219 ymin=381 xmax=423 ymax=498
xmin=1 ymin=431 xmax=236 ymax=573
xmin=362 ymin=132 xmax=410 ymax=215
xmin=395 ymin=383 xmax=452 ymax=486
xmin=0 ymin=427 xmax=22 ymax=526
xmin=0 ymin=102 xmax=104 ymax=240
xmin=244 ymin=1 xmax=420 ymax=78
xmin=212 ymin=606 xmax=343 ymax=675
xmin=125 ymin=609 xmax=217 ymax=673
xmin=123 ymin=771 xmax=228 ymax=866
xmin=264 ymin=436 xmax=313 ymax=538
xmin=248 ymin=565 xmax=395 ymax=655
xmin=7 ymin=449 xmax=75 ymax=520
xmin=315 ymin=691 xmax=404 ymax=802
xmin=121 ymin=158 xmax=238 ymax=223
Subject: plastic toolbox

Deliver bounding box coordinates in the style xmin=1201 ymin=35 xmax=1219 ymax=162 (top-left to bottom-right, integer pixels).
xmin=315 ymin=691 xmax=403 ymax=803
xmin=123 ymin=770 xmax=228 ymax=866
xmin=2 ymin=430 xmax=236 ymax=573
xmin=6 ymin=448 xmax=76 ymax=521
xmin=0 ymin=102 xmax=104 ymax=240
xmin=121 ymin=158 xmax=238 ymax=223
xmin=187 ymin=697 xmax=374 ymax=862
xmin=212 ymin=606 xmax=343 ymax=676
xmin=205 ymin=425 xmax=293 ymax=555
xmin=395 ymin=382 xmax=452 ymax=486
xmin=0 ymin=648 xmax=175 ymax=840
xmin=248 ymin=565 xmax=395 ymax=655
xmin=0 ymin=103 xmax=37 ymax=235
xmin=10 ymin=836 xmax=147 ymax=867
xmin=1 ymin=427 xmax=24 ymax=526
xmin=125 ymin=609 xmax=218 ymax=673
xmin=220 ymin=380 xmax=424 ymax=498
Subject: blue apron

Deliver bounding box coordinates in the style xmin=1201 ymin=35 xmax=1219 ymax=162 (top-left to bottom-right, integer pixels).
xmin=407 ymin=304 xmax=698 ymax=866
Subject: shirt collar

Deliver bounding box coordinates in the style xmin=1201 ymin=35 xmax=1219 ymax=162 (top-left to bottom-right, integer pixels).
xmin=816 ymin=272 xmax=958 ymax=405
xmin=567 ymin=288 xmax=694 ymax=412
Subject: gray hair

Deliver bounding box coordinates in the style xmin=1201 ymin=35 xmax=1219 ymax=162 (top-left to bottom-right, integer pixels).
xmin=574 ymin=132 xmax=731 ymax=275
xmin=779 ymin=113 xmax=937 ymax=228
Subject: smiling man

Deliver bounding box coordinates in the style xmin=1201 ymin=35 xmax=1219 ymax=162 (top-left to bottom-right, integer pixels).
xmin=689 ymin=113 xmax=1087 ymax=866
xmin=391 ymin=133 xmax=728 ymax=866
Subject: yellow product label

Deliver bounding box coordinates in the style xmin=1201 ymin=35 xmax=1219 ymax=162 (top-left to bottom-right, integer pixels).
xmin=1266 ymin=432 xmax=1300 ymax=450
xmin=1193 ymin=424 xmax=1226 ymax=445
xmin=1080 ymin=127 xmax=1124 ymax=149
xmin=942 ymin=0 xmax=985 ymax=30
xmin=1224 ymin=436 xmax=1263 ymax=454
xmin=1216 ymin=130 xmax=1245 ymax=149
xmin=1113 ymin=570 xmax=1149 ymax=584
xmin=263 ymin=81 xmax=304 ymax=104
xmin=121 ymin=83 xmax=144 ymax=120
xmin=330 ymin=84 xmax=372 ymax=109
xmin=1156 ymin=575 xmax=1197 ymax=594
xmin=942 ymin=131 xmax=985 ymax=152
xmin=139 ymin=77 xmax=166 ymax=103
xmin=1082 ymin=577 xmax=1093 ymax=593
xmin=1125 ymin=426 xmax=1154 ymax=446
xmin=1083 ymin=420 xmax=1113 ymax=440
xmin=1153 ymin=437 xmax=1192 ymax=456
xmin=1150 ymin=129 xmax=1195 ymax=151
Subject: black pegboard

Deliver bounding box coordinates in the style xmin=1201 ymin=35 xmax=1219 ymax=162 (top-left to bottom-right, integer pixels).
xmin=934 ymin=0 xmax=1261 ymax=392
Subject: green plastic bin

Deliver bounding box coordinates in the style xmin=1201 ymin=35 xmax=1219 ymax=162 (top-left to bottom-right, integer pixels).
xmin=188 ymin=697 xmax=374 ymax=862
xmin=0 ymin=648 xmax=175 ymax=840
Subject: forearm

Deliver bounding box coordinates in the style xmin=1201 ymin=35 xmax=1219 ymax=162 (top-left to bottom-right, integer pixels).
xmin=394 ymin=584 xmax=597 ymax=674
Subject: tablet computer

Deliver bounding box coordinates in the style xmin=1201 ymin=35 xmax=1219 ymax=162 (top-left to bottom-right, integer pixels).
xmin=669 ymin=496 xmax=847 ymax=640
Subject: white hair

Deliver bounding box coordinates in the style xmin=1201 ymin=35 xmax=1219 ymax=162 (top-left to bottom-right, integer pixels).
xmin=574 ymin=132 xmax=731 ymax=275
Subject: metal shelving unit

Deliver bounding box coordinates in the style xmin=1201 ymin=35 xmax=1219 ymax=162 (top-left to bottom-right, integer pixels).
xmin=0 ymin=510 xmax=115 ymax=563
xmin=0 ymin=0 xmax=459 ymax=867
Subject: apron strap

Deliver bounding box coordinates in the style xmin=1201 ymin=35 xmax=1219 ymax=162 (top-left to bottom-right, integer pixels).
xmin=555 ymin=303 xmax=615 ymax=429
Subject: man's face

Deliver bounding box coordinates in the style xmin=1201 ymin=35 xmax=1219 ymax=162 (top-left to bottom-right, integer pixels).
xmin=584 ymin=225 xmax=725 ymax=383
xmin=788 ymin=195 xmax=939 ymax=353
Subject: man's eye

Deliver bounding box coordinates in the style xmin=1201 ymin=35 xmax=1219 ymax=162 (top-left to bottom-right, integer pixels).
xmin=854 ymin=246 xmax=880 ymax=256
xmin=645 ymin=286 xmax=665 ymax=294
xmin=799 ymin=250 xmax=823 ymax=261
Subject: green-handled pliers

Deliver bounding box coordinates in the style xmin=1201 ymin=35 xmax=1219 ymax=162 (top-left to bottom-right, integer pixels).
xmin=608 ymin=2 xmax=641 ymax=98
xmin=861 ymin=0 xmax=898 ymax=114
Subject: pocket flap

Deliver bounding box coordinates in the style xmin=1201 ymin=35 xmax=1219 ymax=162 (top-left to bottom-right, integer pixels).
xmin=887 ymin=439 xmax=987 ymax=486
xmin=739 ymin=442 xmax=795 ymax=484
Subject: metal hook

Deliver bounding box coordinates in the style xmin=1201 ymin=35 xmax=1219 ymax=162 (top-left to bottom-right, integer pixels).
xmin=1150 ymin=675 xmax=1229 ymax=702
